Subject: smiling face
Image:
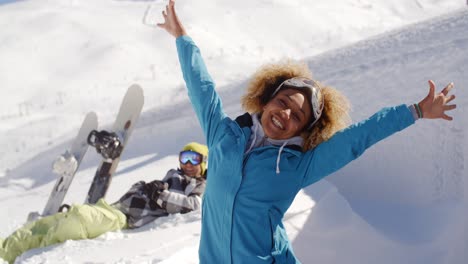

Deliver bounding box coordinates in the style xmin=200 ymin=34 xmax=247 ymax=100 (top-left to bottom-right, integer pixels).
xmin=261 ymin=88 xmax=313 ymax=140
xmin=180 ymin=161 xmax=202 ymax=178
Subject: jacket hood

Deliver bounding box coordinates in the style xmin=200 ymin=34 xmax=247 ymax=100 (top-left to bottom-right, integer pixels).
xmin=241 ymin=60 xmax=351 ymax=151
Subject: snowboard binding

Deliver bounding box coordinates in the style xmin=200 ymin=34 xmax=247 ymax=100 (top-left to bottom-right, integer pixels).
xmin=87 ymin=130 xmax=123 ymax=160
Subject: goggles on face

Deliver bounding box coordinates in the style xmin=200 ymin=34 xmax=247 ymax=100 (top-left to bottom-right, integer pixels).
xmin=271 ymin=77 xmax=324 ymax=130
xmin=179 ymin=150 xmax=205 ymax=165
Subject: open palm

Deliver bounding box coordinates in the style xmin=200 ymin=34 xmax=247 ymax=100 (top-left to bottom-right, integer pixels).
xmin=419 ymin=80 xmax=456 ymax=120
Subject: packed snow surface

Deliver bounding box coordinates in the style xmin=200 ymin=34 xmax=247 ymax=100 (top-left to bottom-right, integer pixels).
xmin=0 ymin=0 xmax=466 ymax=263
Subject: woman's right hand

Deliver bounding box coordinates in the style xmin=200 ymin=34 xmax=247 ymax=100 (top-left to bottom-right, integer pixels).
xmin=157 ymin=0 xmax=187 ymax=38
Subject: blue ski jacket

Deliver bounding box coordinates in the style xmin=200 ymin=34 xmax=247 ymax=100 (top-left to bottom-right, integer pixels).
xmin=176 ymin=35 xmax=415 ymax=263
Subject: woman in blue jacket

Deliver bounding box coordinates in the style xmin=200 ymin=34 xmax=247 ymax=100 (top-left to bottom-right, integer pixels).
xmin=157 ymin=1 xmax=457 ymax=263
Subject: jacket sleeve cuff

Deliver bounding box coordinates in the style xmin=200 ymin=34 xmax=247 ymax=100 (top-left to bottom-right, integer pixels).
xmin=176 ymin=35 xmax=193 ymax=46
xmin=408 ymin=104 xmax=420 ymax=121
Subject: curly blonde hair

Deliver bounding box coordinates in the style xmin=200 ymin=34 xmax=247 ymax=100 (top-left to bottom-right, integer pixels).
xmin=241 ymin=60 xmax=351 ymax=151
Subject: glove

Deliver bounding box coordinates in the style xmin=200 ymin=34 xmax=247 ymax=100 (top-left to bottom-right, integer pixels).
xmin=156 ymin=191 xmax=169 ymax=209
xmin=145 ymin=180 xmax=168 ymax=200
xmin=148 ymin=180 xmax=168 ymax=191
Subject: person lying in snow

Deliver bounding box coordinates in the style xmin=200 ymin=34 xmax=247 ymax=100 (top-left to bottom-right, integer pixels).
xmin=0 ymin=142 xmax=208 ymax=264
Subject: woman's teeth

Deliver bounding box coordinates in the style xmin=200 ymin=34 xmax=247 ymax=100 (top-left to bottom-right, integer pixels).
xmin=272 ymin=117 xmax=284 ymax=129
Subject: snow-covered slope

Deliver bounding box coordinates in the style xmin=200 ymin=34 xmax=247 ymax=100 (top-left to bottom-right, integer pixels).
xmin=294 ymin=9 xmax=467 ymax=264
xmin=0 ymin=0 xmax=466 ymax=263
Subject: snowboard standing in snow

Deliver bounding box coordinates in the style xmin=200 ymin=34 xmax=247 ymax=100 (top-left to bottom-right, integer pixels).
xmin=85 ymin=84 xmax=144 ymax=204
xmin=27 ymin=112 xmax=98 ymax=221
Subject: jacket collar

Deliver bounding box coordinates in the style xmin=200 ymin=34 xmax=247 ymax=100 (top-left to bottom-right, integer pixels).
xmin=235 ymin=113 xmax=303 ymax=153
xmin=236 ymin=113 xmax=304 ymax=174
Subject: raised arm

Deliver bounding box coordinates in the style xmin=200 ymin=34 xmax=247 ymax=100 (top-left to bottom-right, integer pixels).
xmin=158 ymin=0 xmax=226 ymax=146
xmin=302 ymin=81 xmax=457 ymax=187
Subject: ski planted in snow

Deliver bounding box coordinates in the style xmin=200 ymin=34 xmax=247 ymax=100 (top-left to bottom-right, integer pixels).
xmin=85 ymin=84 xmax=144 ymax=204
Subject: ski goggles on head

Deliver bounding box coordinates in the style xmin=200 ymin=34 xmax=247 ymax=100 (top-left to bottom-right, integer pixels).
xmin=272 ymin=77 xmax=325 ymax=130
xmin=179 ymin=150 xmax=205 ymax=166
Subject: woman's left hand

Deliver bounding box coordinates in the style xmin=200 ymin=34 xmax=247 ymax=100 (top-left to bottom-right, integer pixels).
xmin=418 ymin=80 xmax=457 ymax=120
